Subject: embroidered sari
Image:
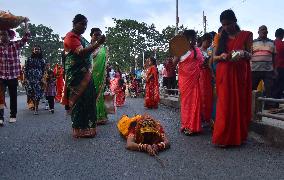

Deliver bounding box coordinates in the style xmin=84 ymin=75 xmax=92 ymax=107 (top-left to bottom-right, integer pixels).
xmin=178 ymin=48 xmax=203 ymax=132
xmin=92 ymin=47 xmax=108 ymax=122
xmin=63 ymin=31 xmax=97 ymax=137
xmin=213 ymin=31 xmax=253 ymax=146
xmin=144 ymin=65 xmax=160 ymax=108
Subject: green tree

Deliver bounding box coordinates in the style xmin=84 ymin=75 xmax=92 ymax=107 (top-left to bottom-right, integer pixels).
xmin=16 ymin=23 xmax=63 ymax=66
xmin=105 ymin=19 xmax=204 ymax=71
xmin=105 ymin=19 xmax=164 ymax=72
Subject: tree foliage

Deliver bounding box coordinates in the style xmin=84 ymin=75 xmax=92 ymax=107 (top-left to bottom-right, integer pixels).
xmin=105 ymin=18 xmax=165 ymax=72
xmin=16 ymin=23 xmax=63 ymax=66
xmin=105 ymin=19 xmax=200 ymax=72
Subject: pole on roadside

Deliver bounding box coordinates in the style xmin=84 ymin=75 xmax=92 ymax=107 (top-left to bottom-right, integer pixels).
xmin=175 ymin=0 xmax=179 ymax=35
xmin=142 ymin=51 xmax=145 ymax=67
xmin=203 ymin=11 xmax=207 ymax=33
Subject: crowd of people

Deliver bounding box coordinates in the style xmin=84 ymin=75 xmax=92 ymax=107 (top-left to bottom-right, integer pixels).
xmin=0 ymin=9 xmax=283 ymax=152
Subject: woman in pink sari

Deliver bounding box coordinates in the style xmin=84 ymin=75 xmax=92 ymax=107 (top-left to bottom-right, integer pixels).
xmin=176 ymin=30 xmax=204 ymax=136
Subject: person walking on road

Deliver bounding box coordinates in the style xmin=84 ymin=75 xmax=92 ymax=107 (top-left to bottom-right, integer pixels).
xmin=0 ymin=18 xmax=30 ymax=126
xmin=44 ymin=68 xmax=56 ymax=114
xmin=199 ymin=33 xmax=214 ymax=126
xmin=62 ymin=14 xmax=105 ymax=138
xmin=90 ymin=27 xmax=108 ymax=124
xmin=144 ymin=57 xmax=160 ymax=109
xmin=24 ymin=45 xmax=46 ymax=115
xmin=175 ymin=30 xmax=204 ymax=136
xmin=271 ymin=28 xmax=284 ymax=112
xmin=212 ymin=9 xmax=253 ymax=147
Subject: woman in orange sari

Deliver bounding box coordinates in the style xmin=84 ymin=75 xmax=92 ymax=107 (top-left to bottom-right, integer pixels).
xmin=144 ymin=57 xmax=160 ymax=109
xmin=213 ymin=9 xmax=252 ymax=146
xmin=176 ymin=30 xmax=204 ymax=136
xmin=53 ymin=64 xmax=64 ymax=102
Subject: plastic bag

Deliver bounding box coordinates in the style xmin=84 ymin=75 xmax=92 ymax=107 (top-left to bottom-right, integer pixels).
xmin=104 ymin=91 xmax=116 ymax=114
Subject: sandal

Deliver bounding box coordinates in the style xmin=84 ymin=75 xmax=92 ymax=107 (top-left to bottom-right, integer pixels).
xmin=72 ymin=128 xmax=96 ymax=138
xmin=183 ymin=128 xmax=194 ymax=136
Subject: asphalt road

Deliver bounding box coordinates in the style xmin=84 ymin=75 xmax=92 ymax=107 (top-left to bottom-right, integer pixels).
xmin=0 ymin=95 xmax=283 ymax=180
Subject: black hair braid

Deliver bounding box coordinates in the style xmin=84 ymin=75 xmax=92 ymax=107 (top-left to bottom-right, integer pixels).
xmin=192 ymin=45 xmax=197 ymax=59
xmin=216 ymin=30 xmax=228 ymax=56
xmin=183 ymin=30 xmax=197 ymax=59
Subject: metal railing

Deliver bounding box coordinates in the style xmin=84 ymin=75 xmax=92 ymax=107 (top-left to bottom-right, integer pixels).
xmin=252 ymin=90 xmax=284 ymax=121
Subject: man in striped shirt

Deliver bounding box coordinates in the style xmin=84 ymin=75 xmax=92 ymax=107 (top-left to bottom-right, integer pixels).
xmin=251 ymin=25 xmax=276 ymax=108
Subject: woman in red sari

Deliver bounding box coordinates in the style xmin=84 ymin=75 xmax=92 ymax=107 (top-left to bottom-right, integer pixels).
xmin=176 ymin=30 xmax=204 ymax=135
xmin=199 ymin=33 xmax=214 ymax=126
xmin=110 ymin=72 xmax=126 ymax=107
xmin=144 ymin=57 xmax=160 ymax=109
xmin=53 ymin=64 xmax=64 ymax=102
xmin=213 ymin=9 xmax=252 ymax=146
xmin=115 ymin=78 xmax=126 ymax=107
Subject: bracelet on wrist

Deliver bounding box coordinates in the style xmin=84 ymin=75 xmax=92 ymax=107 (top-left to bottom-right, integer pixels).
xmin=142 ymin=144 xmax=147 ymax=152
xmin=138 ymin=143 xmax=142 ymax=151
xmin=161 ymin=142 xmax=166 ymax=149
xmin=157 ymin=142 xmax=166 ymax=150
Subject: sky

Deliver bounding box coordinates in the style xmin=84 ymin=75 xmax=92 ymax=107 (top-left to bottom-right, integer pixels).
xmin=1 ymin=0 xmax=282 ymax=41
